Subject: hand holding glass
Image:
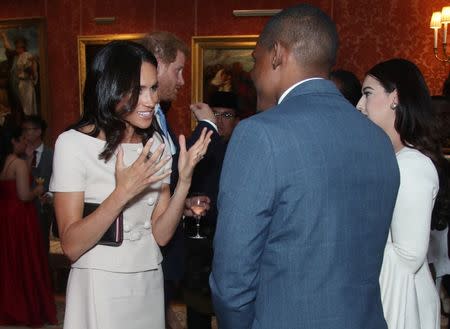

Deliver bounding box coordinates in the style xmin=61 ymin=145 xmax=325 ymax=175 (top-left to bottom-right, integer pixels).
xmin=189 ymin=194 xmax=207 ymax=239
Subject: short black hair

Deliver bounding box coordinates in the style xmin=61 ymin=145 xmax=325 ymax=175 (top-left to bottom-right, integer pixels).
xmin=259 ymin=3 xmax=338 ymax=72
xmin=23 ymin=115 xmax=47 ymax=136
xmin=209 ymin=92 xmax=239 ymax=115
xmin=0 ymin=126 xmax=22 ymax=171
xmin=329 ymin=69 xmax=361 ymax=106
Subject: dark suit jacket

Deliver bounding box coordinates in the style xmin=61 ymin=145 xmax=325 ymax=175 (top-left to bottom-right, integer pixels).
xmin=161 ymin=120 xmax=220 ymax=281
xmin=187 ymin=120 xmax=225 ymax=207
xmin=31 ymin=144 xmax=53 ymax=193
xmin=183 ymin=122 xmax=226 ymax=307
xmin=210 ymin=79 xmax=400 ymax=329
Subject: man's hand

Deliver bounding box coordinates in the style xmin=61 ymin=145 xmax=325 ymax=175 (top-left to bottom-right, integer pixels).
xmin=40 ymin=192 xmax=54 ymax=205
xmin=190 ymin=102 xmax=216 ymax=124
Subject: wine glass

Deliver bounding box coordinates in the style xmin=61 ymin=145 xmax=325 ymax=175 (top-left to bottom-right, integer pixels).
xmin=189 ymin=193 xmax=207 ymax=239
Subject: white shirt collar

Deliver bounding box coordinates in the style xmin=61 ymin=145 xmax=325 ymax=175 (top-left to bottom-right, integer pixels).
xmin=278 ymin=77 xmax=324 ymax=104
xmin=35 ymin=143 xmax=44 ymax=153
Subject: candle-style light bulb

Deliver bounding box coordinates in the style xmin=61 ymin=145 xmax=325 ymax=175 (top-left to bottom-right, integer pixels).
xmin=430 ymin=11 xmax=442 ymax=48
xmin=441 ymin=7 xmax=450 ymax=44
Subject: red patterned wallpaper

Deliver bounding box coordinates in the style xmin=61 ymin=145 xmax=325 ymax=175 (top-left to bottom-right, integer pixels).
xmin=0 ymin=0 xmax=448 ymax=141
xmin=335 ymin=0 xmax=450 ymax=96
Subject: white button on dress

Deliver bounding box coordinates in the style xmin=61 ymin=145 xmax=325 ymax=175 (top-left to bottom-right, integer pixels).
xmin=130 ymin=231 xmax=142 ymax=241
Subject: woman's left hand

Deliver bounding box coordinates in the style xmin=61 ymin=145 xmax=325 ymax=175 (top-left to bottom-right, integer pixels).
xmin=178 ymin=128 xmax=213 ymax=184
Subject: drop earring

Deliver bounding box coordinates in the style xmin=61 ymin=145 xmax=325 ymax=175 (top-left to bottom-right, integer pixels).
xmin=390 ymin=103 xmax=398 ymax=110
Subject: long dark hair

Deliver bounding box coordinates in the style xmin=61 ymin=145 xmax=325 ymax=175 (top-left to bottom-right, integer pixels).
xmin=368 ymin=58 xmax=450 ymax=229
xmin=0 ymin=126 xmax=22 ymax=171
xmin=69 ymin=40 xmax=160 ymax=161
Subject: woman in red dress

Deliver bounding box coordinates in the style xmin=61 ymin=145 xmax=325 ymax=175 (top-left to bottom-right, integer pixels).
xmin=0 ymin=126 xmax=57 ymax=326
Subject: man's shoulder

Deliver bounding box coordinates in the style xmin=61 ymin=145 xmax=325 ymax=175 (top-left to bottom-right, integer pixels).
xmin=195 ymin=120 xmax=215 ymax=131
xmin=43 ymin=143 xmax=53 ymax=154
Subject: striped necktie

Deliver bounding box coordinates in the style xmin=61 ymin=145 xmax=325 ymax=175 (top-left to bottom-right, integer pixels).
xmin=155 ymin=106 xmax=176 ymax=155
xmin=156 ymin=107 xmax=169 ymax=139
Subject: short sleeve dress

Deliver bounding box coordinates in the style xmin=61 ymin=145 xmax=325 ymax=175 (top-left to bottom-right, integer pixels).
xmin=50 ymin=129 xmax=172 ymax=329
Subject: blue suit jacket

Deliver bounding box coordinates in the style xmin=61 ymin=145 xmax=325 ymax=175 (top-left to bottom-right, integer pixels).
xmin=210 ymin=79 xmax=400 ymax=329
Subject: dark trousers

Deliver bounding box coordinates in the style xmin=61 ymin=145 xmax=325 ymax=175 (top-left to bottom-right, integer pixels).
xmin=37 ymin=203 xmax=54 ymax=253
xmin=442 ymin=275 xmax=450 ymax=329
xmin=187 ymin=306 xmax=211 ymax=329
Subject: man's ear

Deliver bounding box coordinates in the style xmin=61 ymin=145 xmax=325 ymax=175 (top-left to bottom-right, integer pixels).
xmin=271 ymin=41 xmax=284 ymax=70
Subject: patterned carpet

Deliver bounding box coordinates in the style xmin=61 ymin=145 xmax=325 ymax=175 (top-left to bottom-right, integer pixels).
xmin=0 ymin=297 xmax=446 ymax=329
xmin=0 ymin=298 xmax=216 ymax=329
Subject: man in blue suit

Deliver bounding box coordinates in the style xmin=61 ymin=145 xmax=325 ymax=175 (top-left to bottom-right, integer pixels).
xmin=210 ymin=4 xmax=400 ymax=329
xmin=23 ymin=115 xmax=54 ymax=252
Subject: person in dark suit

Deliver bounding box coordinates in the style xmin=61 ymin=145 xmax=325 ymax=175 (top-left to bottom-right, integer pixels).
xmin=184 ymin=92 xmax=240 ymax=329
xmin=142 ymin=31 xmax=219 ymax=329
xmin=209 ymin=4 xmax=400 ymax=329
xmin=22 ymin=115 xmax=53 ymax=252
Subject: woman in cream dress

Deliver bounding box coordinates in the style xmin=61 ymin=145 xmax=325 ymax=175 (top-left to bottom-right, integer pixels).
xmin=50 ymin=41 xmax=212 ymax=329
xmin=357 ymin=58 xmax=449 ymax=329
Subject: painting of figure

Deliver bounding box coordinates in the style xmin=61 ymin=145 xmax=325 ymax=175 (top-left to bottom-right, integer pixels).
xmin=0 ymin=18 xmax=47 ymax=126
xmin=192 ymin=36 xmax=258 ymax=122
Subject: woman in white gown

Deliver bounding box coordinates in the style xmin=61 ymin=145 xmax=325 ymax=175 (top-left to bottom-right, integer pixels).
xmin=357 ymin=58 xmax=449 ymax=329
xmin=50 ymin=41 xmax=212 ymax=329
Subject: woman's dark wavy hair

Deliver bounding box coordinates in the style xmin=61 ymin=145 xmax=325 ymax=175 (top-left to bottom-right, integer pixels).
xmin=0 ymin=126 xmax=22 ymax=171
xmin=368 ymin=58 xmax=450 ymax=230
xmin=69 ymin=40 xmax=160 ymax=161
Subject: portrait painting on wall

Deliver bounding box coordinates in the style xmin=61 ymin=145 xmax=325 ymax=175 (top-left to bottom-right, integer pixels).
xmin=192 ymin=35 xmax=258 ymax=129
xmin=0 ymin=17 xmax=47 ymax=127
xmin=78 ymin=33 xmax=145 ymax=114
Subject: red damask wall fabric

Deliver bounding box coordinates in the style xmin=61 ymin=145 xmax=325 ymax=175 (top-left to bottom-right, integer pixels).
xmin=0 ymin=0 xmax=448 ymax=140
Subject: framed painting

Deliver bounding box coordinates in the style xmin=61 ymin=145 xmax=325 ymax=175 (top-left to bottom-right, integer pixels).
xmin=191 ymin=35 xmax=258 ymax=129
xmin=78 ymin=33 xmax=146 ymax=113
xmin=0 ymin=17 xmax=48 ymax=125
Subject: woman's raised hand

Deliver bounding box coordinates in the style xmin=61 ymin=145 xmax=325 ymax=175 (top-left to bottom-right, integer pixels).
xmin=114 ymin=138 xmax=171 ymax=201
xmin=178 ymin=128 xmax=213 ymax=184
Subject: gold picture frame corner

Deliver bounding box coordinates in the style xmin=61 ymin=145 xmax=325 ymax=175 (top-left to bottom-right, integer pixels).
xmin=77 ymin=33 xmax=146 ymax=114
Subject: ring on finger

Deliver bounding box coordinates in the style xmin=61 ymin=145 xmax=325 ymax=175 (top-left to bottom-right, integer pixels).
xmin=147 ymin=150 xmax=163 ymax=163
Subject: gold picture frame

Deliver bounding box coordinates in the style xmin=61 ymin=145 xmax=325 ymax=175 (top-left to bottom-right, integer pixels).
xmin=78 ymin=33 xmax=146 ymax=114
xmin=191 ymin=35 xmax=258 ymax=129
xmin=0 ymin=17 xmax=48 ymax=124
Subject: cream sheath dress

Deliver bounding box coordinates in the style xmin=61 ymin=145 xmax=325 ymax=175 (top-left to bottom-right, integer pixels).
xmin=50 ymin=129 xmax=172 ymax=329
